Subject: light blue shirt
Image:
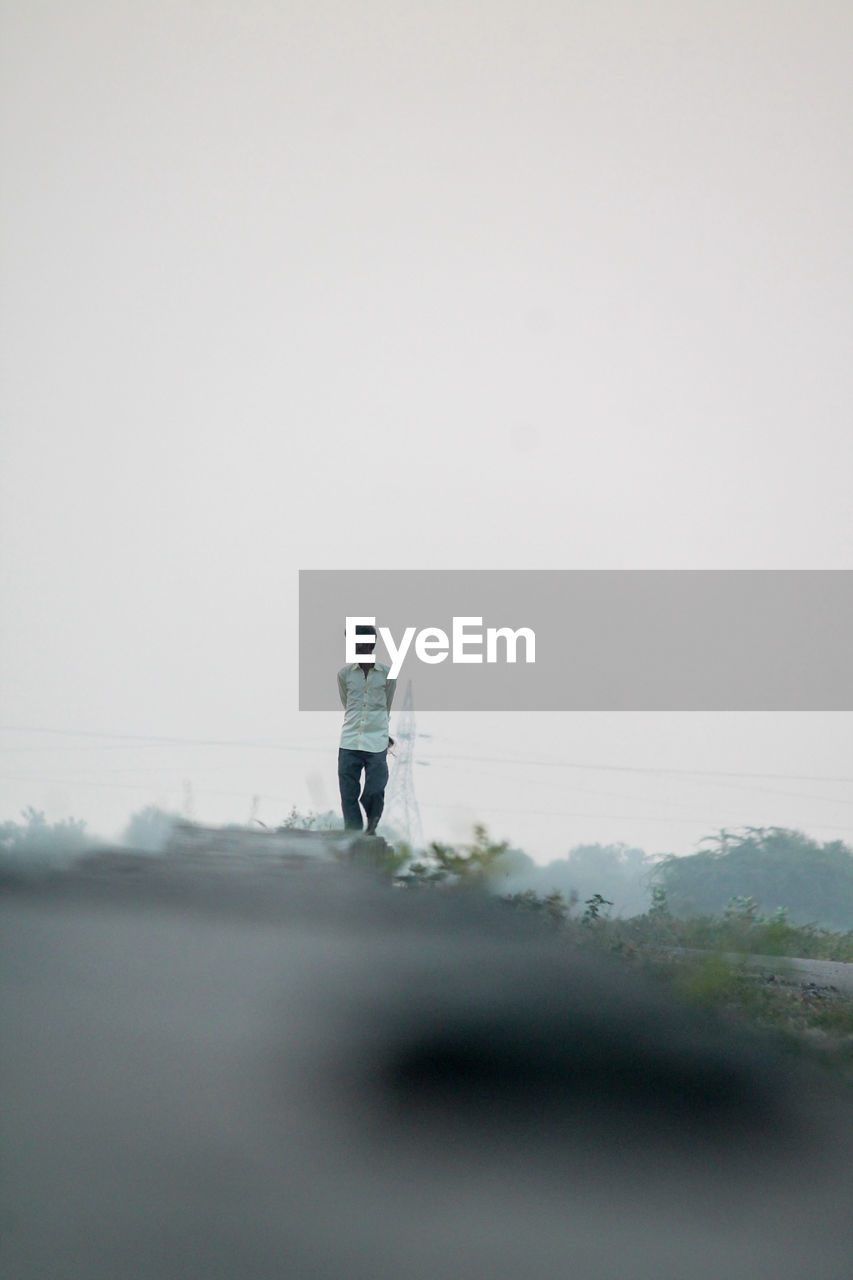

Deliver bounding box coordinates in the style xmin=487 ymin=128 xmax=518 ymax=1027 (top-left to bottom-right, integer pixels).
xmin=337 ymin=663 xmax=396 ymax=752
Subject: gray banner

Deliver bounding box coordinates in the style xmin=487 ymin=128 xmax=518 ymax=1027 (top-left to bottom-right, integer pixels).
xmin=299 ymin=570 xmax=853 ymax=711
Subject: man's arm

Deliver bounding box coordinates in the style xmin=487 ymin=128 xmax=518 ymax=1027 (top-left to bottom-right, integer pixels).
xmin=338 ymin=669 xmax=348 ymax=709
xmin=385 ymin=677 xmax=396 ymax=713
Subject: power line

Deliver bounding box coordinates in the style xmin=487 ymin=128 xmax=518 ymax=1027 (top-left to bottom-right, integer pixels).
xmin=0 ymin=772 xmax=297 ymax=805
xmin=419 ymin=759 xmax=853 ymax=808
xmin=4 ymin=768 xmax=848 ymax=834
xmin=3 ymin=768 xmax=848 ymax=837
xmin=418 ymin=800 xmax=853 ymax=836
xmin=0 ymin=743 xmax=329 ymax=755
xmin=418 ymin=752 xmax=853 ymax=786
xmin=3 ymin=768 xmax=845 ymax=839
xmin=0 ymin=727 xmax=329 ymax=752
xmin=1 ymin=726 xmax=850 ymax=784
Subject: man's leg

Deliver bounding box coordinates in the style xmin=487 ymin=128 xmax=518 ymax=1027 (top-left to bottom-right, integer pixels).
xmin=338 ymin=749 xmax=365 ymax=830
xmin=361 ymin=748 xmax=389 ymax=835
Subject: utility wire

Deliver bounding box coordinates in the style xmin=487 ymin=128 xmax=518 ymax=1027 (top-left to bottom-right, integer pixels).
xmin=0 ymin=726 xmax=850 ymax=785
xmin=0 ymin=772 xmax=297 ymax=805
xmin=0 ymin=726 xmax=327 ymax=751
xmin=418 ymin=752 xmax=853 ymax=786
xmin=2 ymin=771 xmax=849 ymax=836
xmin=418 ymin=800 xmax=853 ymax=835
xmin=418 ymin=759 xmax=853 ymax=808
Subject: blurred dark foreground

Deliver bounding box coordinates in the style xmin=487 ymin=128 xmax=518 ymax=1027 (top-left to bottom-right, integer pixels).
xmin=2 ymin=839 xmax=853 ymax=1280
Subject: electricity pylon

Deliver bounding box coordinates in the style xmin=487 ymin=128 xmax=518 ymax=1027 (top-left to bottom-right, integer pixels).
xmin=384 ymin=680 xmax=425 ymax=851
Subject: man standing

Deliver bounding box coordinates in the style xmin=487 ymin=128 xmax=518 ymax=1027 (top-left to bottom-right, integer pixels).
xmin=337 ymin=623 xmax=396 ymax=835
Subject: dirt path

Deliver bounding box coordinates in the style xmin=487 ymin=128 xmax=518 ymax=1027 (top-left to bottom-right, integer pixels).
xmin=742 ymin=954 xmax=853 ymax=995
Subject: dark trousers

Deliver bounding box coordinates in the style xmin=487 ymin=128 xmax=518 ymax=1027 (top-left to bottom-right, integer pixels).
xmin=338 ymin=748 xmax=389 ymax=833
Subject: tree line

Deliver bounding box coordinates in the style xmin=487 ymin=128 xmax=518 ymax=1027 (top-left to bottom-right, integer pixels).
xmin=1 ymin=806 xmax=851 ymax=932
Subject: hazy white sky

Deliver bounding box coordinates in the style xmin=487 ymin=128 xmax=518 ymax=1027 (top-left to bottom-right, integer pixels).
xmin=2 ymin=1 xmax=851 ymax=861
